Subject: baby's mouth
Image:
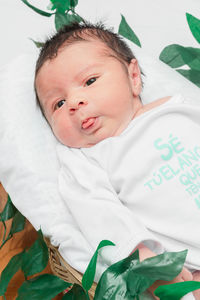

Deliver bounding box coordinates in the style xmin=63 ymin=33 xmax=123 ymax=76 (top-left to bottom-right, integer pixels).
xmin=82 ymin=117 xmax=96 ymax=129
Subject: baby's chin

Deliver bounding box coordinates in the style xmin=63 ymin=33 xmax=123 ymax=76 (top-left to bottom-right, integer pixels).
xmin=60 ymin=127 xmax=120 ymax=148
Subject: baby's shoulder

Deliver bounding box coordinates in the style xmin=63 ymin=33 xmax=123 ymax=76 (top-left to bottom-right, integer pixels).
xmin=146 ymin=96 xmax=171 ymax=111
xmin=137 ymin=96 xmax=171 ymax=117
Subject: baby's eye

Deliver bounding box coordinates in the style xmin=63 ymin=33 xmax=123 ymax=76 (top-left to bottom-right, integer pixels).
xmin=55 ymin=99 xmax=66 ymax=110
xmin=86 ymin=77 xmax=97 ymax=86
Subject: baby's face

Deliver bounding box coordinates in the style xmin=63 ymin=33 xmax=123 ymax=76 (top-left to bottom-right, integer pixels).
xmin=36 ymin=39 xmax=141 ymax=148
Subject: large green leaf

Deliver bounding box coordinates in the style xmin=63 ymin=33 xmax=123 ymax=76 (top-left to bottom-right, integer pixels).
xmin=82 ymin=240 xmax=115 ymax=293
xmin=127 ymin=250 xmax=187 ymax=297
xmin=22 ymin=229 xmax=49 ymax=277
xmin=0 ymin=251 xmax=24 ymax=295
xmin=159 ymin=44 xmax=200 ymax=70
xmin=62 ymin=284 xmax=88 ymax=299
xmin=186 ymin=13 xmax=200 ymax=44
xmin=118 ymin=14 xmax=141 ymax=47
xmin=176 ymin=68 xmax=200 ymax=87
xmin=16 ymin=274 xmax=72 ymax=300
xmin=0 ymin=195 xmax=17 ymax=221
xmin=20 ymin=0 xmax=52 ymax=17
xmin=155 ymin=281 xmax=200 ymax=300
xmin=94 ymin=250 xmax=187 ymax=300
xmin=94 ymin=250 xmax=140 ymax=300
xmin=55 ymin=12 xmax=82 ymax=31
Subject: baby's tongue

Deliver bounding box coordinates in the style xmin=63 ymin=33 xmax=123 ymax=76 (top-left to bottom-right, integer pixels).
xmin=82 ymin=117 xmax=95 ymax=129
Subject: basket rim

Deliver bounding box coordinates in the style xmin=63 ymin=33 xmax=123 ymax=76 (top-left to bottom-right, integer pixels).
xmin=44 ymin=237 xmax=97 ymax=298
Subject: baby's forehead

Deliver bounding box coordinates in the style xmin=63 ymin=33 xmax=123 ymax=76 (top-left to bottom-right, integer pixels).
xmin=60 ymin=37 xmax=114 ymax=59
xmin=36 ymin=37 xmax=115 ymax=86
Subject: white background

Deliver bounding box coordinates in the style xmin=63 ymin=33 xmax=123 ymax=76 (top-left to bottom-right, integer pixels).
xmin=1 ymin=0 xmax=200 ymax=67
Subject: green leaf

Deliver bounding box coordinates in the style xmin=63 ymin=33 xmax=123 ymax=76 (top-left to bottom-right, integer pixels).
xmin=0 ymin=195 xmax=17 ymax=221
xmin=0 ymin=212 xmax=26 ymax=248
xmin=29 ymin=38 xmax=44 ymax=48
xmin=50 ymin=0 xmax=78 ymax=13
xmin=68 ymin=13 xmax=82 ymax=23
xmin=70 ymin=0 xmax=79 ymax=9
xmin=118 ymin=14 xmax=141 ymax=47
xmin=159 ymin=44 xmax=200 ymax=70
xmin=16 ymin=274 xmax=72 ymax=300
xmin=155 ymin=281 xmax=200 ymax=300
xmin=176 ymin=68 xmax=200 ymax=87
xmin=186 ymin=13 xmax=200 ymax=44
xmin=22 ymin=229 xmax=49 ymax=277
xmin=127 ymin=250 xmax=187 ymax=297
xmin=82 ymin=240 xmax=115 ymax=293
xmin=9 ymin=211 xmax=26 ymax=235
xmin=94 ymin=250 xmax=139 ymax=300
xmin=50 ymin=0 xmax=71 ymax=13
xmin=62 ymin=284 xmax=88 ymax=299
xmin=186 ymin=48 xmax=200 ymax=70
xmin=0 ymin=196 xmax=25 ymax=247
xmin=0 ymin=251 xmax=24 ymax=295
xmin=55 ymin=12 xmax=82 ymax=31
xmin=55 ymin=12 xmax=70 ymax=31
xmin=94 ymin=250 xmax=187 ymax=300
xmin=20 ymin=0 xmax=53 ymax=17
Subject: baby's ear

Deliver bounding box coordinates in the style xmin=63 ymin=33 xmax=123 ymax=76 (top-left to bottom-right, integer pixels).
xmin=128 ymin=59 xmax=142 ymax=96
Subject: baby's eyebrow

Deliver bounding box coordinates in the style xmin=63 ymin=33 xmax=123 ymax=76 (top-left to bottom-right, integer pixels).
xmin=74 ymin=63 xmax=103 ymax=81
xmin=42 ymin=89 xmax=61 ymax=107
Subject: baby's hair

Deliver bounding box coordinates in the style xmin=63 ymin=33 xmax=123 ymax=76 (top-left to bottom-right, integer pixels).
xmin=35 ymin=20 xmax=140 ymax=116
xmin=35 ymin=20 xmax=136 ymax=76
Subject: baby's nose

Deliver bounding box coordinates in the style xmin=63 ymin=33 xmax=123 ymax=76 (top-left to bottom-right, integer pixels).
xmin=68 ymin=99 xmax=87 ymax=113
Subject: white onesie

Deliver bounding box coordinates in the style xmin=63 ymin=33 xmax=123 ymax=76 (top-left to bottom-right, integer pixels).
xmin=57 ymin=94 xmax=200 ymax=281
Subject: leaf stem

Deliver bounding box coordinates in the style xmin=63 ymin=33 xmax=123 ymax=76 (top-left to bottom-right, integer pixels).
xmin=75 ymin=12 xmax=85 ymax=22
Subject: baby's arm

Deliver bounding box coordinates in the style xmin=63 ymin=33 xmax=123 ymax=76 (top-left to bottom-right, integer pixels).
xmin=57 ymin=145 xmax=164 ymax=269
xmin=133 ymin=243 xmax=193 ymax=300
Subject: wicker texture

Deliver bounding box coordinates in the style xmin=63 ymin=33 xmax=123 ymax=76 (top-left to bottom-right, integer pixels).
xmin=45 ymin=238 xmax=97 ymax=299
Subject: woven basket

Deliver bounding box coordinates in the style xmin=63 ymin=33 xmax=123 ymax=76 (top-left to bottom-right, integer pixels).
xmin=45 ymin=238 xmax=97 ymax=299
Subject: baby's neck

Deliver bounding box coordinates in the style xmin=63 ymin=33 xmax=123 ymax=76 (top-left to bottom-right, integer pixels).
xmin=133 ymin=96 xmax=171 ymax=119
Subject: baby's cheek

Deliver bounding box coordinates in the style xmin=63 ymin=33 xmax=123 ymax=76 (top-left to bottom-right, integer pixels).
xmin=60 ymin=127 xmax=81 ymax=147
xmin=57 ymin=129 xmax=72 ymax=146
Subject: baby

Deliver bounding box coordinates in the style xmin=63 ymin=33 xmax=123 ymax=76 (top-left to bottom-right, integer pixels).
xmin=35 ymin=21 xmax=200 ymax=298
